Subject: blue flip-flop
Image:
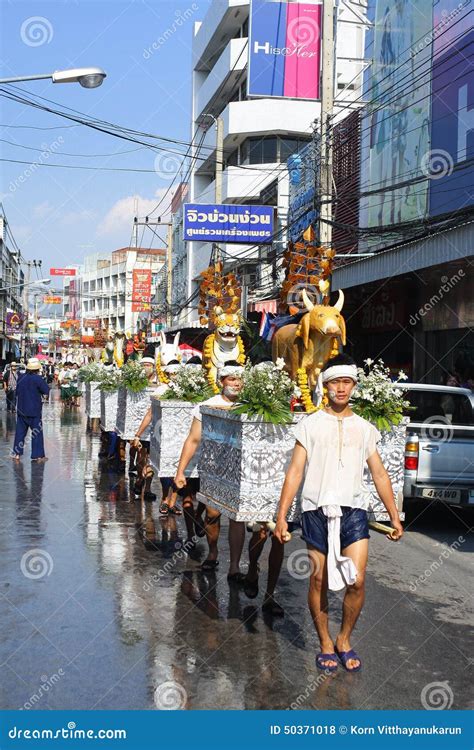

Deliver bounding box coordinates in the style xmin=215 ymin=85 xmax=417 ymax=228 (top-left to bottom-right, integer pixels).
xmin=316 ymin=653 xmax=338 ymax=672
xmin=335 ymin=647 xmax=362 ymax=672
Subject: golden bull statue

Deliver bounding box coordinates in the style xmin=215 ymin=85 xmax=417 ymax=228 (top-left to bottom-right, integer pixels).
xmin=272 ymin=288 xmax=346 ymax=390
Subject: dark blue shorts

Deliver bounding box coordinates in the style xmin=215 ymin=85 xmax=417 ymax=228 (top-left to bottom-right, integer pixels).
xmin=301 ymin=507 xmax=370 ymax=555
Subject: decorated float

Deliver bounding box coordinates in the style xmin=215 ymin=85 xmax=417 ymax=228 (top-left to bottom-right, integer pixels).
xmin=115 ymin=360 xmax=157 ymax=441
xmin=78 ymin=362 xmax=103 ymax=419
xmin=194 ymin=237 xmax=408 ymax=523
xmin=150 ymin=365 xmax=213 ymax=477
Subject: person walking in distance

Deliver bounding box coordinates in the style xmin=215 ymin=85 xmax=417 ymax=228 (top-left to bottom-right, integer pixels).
xmin=3 ymin=361 xmax=20 ymax=413
xmin=275 ymin=354 xmax=403 ymax=672
xmin=12 ymin=358 xmax=50 ymax=462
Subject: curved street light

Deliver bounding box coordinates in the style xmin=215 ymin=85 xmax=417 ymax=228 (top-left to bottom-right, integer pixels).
xmin=0 ymin=67 xmax=107 ymax=88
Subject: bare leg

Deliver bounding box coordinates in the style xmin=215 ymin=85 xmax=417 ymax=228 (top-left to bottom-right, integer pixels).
xmin=335 ymin=539 xmax=368 ymax=670
xmin=265 ymin=534 xmax=284 ymax=598
xmin=307 ymin=546 xmax=337 ymax=669
xmin=247 ymin=527 xmax=267 ymax=582
xmin=182 ymin=495 xmax=196 ymax=540
xmin=204 ymin=506 xmax=220 ymax=562
xmin=228 ymin=519 xmax=245 ymax=575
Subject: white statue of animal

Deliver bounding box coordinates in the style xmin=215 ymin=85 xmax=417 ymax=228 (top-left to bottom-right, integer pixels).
xmin=157 ymin=331 xmax=181 ymax=365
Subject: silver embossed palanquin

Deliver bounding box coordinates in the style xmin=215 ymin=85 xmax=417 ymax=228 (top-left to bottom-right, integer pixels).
xmin=149 ymin=399 xmax=199 ymax=478
xmin=100 ymin=391 xmax=119 ymax=432
xmin=364 ymin=417 xmax=408 ymax=522
xmin=197 ymin=407 xmax=305 ymax=522
xmin=84 ymin=382 xmax=102 ymax=419
xmin=115 ymin=387 xmax=155 ymax=441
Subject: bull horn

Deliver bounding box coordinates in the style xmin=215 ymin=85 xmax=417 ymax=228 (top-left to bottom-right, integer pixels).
xmin=301 ymin=288 xmax=314 ymax=312
xmin=334 ymin=289 xmax=344 ymax=312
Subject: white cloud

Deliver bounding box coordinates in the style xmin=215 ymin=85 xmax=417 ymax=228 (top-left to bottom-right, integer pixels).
xmin=96 ymin=190 xmax=170 ymax=237
xmin=61 ymin=209 xmax=97 ymax=226
xmin=33 ymin=200 xmax=54 ymax=219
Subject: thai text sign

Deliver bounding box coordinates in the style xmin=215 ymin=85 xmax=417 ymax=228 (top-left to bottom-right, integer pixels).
xmin=43 ymin=296 xmax=62 ymax=304
xmin=132 ymin=269 xmax=152 ymax=312
xmin=183 ymin=203 xmax=274 ymax=243
xmin=248 ymin=0 xmax=322 ymax=99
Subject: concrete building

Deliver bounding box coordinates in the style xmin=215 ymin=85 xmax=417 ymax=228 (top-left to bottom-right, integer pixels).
xmin=0 ymin=215 xmax=24 ymax=362
xmin=63 ymin=247 xmax=166 ymax=338
xmin=172 ymin=0 xmax=365 ymax=325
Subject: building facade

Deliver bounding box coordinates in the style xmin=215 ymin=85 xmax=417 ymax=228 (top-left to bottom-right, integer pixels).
xmin=172 ymin=0 xmax=365 ymax=325
xmin=0 ymin=215 xmax=24 ymax=362
xmin=63 ymin=247 xmax=165 ymax=339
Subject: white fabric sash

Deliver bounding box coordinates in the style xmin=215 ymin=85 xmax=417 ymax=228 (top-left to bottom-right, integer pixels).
xmin=321 ymin=505 xmax=358 ymax=591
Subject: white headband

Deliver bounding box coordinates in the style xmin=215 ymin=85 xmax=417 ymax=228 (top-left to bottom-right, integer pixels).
xmin=163 ymin=364 xmax=181 ymax=374
xmin=218 ymin=365 xmax=244 ymax=379
xmin=314 ymin=365 xmax=358 ymax=406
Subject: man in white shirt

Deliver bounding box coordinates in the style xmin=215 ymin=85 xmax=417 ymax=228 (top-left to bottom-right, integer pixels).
xmin=174 ymin=361 xmax=247 ymax=581
xmin=275 ymin=354 xmax=403 ymax=673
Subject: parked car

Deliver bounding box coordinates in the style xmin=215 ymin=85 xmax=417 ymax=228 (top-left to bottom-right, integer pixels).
xmin=400 ymin=383 xmax=474 ymax=508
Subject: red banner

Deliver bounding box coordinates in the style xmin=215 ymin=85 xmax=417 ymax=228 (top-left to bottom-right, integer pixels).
xmin=131 ymin=269 xmax=152 ymax=312
xmin=50 ymin=267 xmax=76 ymax=276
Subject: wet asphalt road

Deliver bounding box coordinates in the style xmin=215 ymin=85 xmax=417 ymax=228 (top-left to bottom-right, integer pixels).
xmin=0 ymin=392 xmax=472 ymax=711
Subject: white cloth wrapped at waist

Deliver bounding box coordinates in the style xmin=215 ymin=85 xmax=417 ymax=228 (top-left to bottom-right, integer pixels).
xmin=322 ymin=505 xmax=358 ymax=591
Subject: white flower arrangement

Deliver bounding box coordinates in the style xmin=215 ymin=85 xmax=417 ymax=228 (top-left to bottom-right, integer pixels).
xmin=350 ymin=358 xmax=412 ymax=431
xmin=232 ymin=362 xmax=297 ymax=424
xmin=160 ymin=365 xmax=213 ymax=403
xmin=78 ymin=362 xmax=103 ymax=383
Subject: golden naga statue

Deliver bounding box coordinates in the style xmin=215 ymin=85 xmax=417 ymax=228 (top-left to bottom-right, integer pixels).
xmin=272 ymin=288 xmax=346 ymax=391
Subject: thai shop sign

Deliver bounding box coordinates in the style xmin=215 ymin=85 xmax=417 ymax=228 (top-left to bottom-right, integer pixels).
xmin=183 ymin=203 xmax=274 ymax=243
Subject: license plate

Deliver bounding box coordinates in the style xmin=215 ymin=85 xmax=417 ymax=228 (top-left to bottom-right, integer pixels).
xmin=421 ymin=488 xmax=461 ymax=501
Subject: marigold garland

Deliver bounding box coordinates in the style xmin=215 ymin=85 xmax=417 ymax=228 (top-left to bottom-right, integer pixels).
xmin=237 ymin=336 xmax=246 ymax=365
xmin=155 ymin=353 xmax=170 ymax=384
xmin=297 ymin=368 xmax=329 ymax=413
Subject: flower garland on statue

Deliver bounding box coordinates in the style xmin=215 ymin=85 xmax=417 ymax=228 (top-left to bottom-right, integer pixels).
xmin=155 ymin=353 xmax=170 ymax=384
xmin=296 ymin=336 xmax=339 ymax=413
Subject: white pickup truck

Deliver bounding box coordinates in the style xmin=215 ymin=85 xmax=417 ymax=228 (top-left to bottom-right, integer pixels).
xmin=401 ymin=384 xmax=474 ymax=509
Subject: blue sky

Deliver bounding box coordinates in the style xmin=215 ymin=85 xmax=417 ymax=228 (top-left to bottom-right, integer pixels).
xmin=1 ymin=0 xmax=211 ymax=275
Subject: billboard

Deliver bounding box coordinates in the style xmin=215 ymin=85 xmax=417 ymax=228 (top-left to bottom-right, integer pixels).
xmin=183 ymin=203 xmax=274 ymax=243
xmin=67 ymin=278 xmax=81 ymax=321
xmin=6 ymin=311 xmax=24 ymax=335
xmin=50 ymin=267 xmax=76 ymax=276
xmin=131 ymin=269 xmax=152 ymax=312
xmin=359 ymin=0 xmax=433 ymax=230
xmin=43 ymin=296 xmax=62 ymax=304
xmin=248 ymin=0 xmax=322 ymax=99
xmin=429 ymin=1 xmax=473 ymax=216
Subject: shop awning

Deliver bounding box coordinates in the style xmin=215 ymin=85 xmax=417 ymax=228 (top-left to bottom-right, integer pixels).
xmin=332 ymin=222 xmax=474 ymax=290
xmin=247 ymin=299 xmax=278 ymax=314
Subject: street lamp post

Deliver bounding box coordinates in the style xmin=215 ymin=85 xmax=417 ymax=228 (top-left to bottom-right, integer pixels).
xmin=0 ymin=67 xmax=107 ymax=88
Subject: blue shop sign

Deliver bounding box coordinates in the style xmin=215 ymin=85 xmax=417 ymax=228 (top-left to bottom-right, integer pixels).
xmin=183 ymin=203 xmax=274 ymax=243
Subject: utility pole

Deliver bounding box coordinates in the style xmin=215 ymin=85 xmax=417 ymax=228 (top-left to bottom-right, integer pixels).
xmin=166 ymin=222 xmax=173 ymax=327
xmin=134 ymin=218 xmax=173 ymax=327
xmin=215 ymin=116 xmax=224 ymax=204
xmin=319 ymin=0 xmax=335 ymax=252
xmin=21 ymin=260 xmax=42 ymax=359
